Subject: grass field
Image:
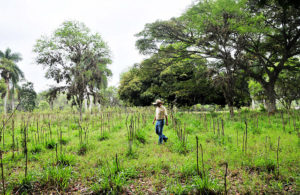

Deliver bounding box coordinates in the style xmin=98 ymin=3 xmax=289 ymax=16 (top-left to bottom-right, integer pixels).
xmin=0 ymin=108 xmax=299 ymax=194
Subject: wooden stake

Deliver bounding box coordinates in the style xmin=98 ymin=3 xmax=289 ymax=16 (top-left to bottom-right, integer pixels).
xmin=116 ymin=153 xmax=119 ymax=172
xmin=224 ymin=162 xmax=228 ymax=195
xmin=0 ymin=150 xmax=5 ymax=195
xmin=196 ymin=136 xmax=200 ymax=177
xmin=276 ymin=136 xmax=280 ymax=179
xmin=245 ymin=120 xmax=248 ymax=154
xmin=200 ymin=143 xmax=205 ymax=177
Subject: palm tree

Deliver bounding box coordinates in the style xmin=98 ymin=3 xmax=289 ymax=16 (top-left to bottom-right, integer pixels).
xmin=10 ymin=73 xmax=24 ymax=110
xmin=0 ymin=48 xmax=22 ymax=62
xmin=0 ymin=48 xmax=23 ymax=113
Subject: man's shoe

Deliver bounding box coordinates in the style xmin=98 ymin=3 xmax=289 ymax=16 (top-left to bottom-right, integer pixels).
xmin=163 ymin=137 xmax=168 ymax=142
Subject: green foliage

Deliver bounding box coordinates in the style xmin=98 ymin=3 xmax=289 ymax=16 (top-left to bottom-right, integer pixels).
xmin=14 ymin=173 xmax=36 ymax=194
xmin=91 ymin=165 xmax=138 ymax=194
xmin=172 ymin=140 xmax=189 ymax=154
xmin=0 ymin=49 xmax=23 ymax=86
xmin=249 ymin=80 xmax=265 ymax=102
xmin=135 ymin=129 xmax=146 ymax=144
xmin=57 ymin=154 xmax=76 ymax=166
xmin=41 ymin=166 xmax=73 ymax=190
xmin=33 ymin=20 xmax=112 ymax=118
xmin=275 ymin=63 xmax=300 ymax=109
xmin=0 ymin=79 xmax=6 ymax=98
xmin=180 ymin=163 xmax=198 ymax=178
xmin=0 ymin=48 xmax=24 ymax=114
xmin=31 ymin=144 xmax=43 ymax=154
xmin=134 ymin=0 xmax=300 ymax=113
xmin=45 ymin=139 xmax=56 ymax=149
xmin=191 ymin=175 xmax=221 ymax=194
xmin=97 ymin=132 xmax=110 ymax=141
xmin=38 ymin=100 xmax=50 ymax=110
xmin=99 ymin=86 xmax=122 ymax=107
xmin=253 ymin=158 xmax=276 ymax=173
xmin=78 ymin=143 xmax=88 ymax=155
xmin=19 ymin=82 xmax=37 ymax=111
xmin=60 ymin=137 xmax=70 ymax=145
xmin=118 ymin=54 xmax=227 ymax=107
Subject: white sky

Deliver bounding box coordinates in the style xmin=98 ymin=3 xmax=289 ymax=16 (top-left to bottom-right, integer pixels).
xmin=0 ymin=0 xmax=193 ymax=92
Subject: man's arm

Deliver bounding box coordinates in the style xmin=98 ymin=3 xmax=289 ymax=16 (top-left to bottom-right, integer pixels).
xmin=165 ymin=115 xmax=168 ymax=126
xmin=152 ymin=116 xmax=156 ymax=124
xmin=164 ymin=107 xmax=168 ymax=126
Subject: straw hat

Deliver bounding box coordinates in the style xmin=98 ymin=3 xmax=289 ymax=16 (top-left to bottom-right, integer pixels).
xmin=152 ymin=99 xmax=163 ymax=105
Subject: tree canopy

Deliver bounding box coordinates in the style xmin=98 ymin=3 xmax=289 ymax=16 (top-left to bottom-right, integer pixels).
xmin=18 ymin=82 xmax=37 ymax=112
xmin=118 ymin=50 xmax=227 ymax=107
xmin=132 ymin=0 xmax=300 ymax=113
xmin=34 ymin=21 xmax=112 ymax=119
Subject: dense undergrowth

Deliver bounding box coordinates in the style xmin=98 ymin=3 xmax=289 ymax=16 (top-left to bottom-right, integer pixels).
xmin=0 ymin=107 xmax=299 ymax=194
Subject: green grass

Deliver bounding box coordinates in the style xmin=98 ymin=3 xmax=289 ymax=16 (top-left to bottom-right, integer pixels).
xmin=0 ymin=108 xmax=299 ymax=194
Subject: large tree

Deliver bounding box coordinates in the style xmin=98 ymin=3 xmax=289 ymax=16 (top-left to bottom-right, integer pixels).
xmin=235 ymin=0 xmax=300 ymax=113
xmin=34 ymin=21 xmax=112 ymax=120
xmin=135 ymin=1 xmax=251 ymax=116
xmin=135 ymin=0 xmax=300 ymax=113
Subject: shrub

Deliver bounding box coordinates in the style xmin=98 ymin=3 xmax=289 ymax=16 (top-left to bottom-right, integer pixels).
xmin=91 ymin=166 xmax=137 ymax=194
xmin=59 ymin=137 xmax=69 ymax=145
xmin=171 ymin=140 xmax=189 ymax=154
xmin=31 ymin=144 xmax=43 ymax=154
xmin=259 ymin=104 xmax=266 ymax=112
xmin=41 ymin=166 xmax=73 ymax=190
xmin=254 ymin=158 xmax=276 ymax=173
xmin=78 ymin=143 xmax=88 ymax=155
xmin=167 ymin=180 xmax=190 ymax=194
xmin=191 ymin=175 xmax=221 ymax=194
xmin=14 ymin=173 xmax=36 ymax=194
xmin=57 ymin=154 xmax=75 ymax=166
xmin=45 ymin=139 xmax=56 ymax=149
xmin=135 ymin=130 xmax=146 ymax=144
xmin=180 ymin=163 xmax=198 ymax=178
xmin=97 ymin=132 xmax=109 ymax=141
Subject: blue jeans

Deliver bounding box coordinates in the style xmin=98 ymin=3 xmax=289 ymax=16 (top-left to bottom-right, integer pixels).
xmin=155 ymin=120 xmax=167 ymax=144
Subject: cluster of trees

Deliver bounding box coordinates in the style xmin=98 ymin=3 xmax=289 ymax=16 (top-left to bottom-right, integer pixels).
xmin=0 ymin=48 xmax=37 ymax=112
xmin=119 ymin=0 xmax=300 ymax=115
xmin=1 ymin=21 xmax=117 ymax=115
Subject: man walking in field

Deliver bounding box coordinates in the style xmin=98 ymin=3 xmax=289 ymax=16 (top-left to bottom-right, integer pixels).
xmin=152 ymin=99 xmax=168 ymax=144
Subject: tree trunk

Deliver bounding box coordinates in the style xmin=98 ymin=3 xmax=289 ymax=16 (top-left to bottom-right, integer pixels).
xmin=4 ymin=94 xmax=7 ymax=114
xmin=11 ymin=86 xmax=14 ymax=110
xmin=79 ymin=103 xmax=83 ymax=121
xmin=50 ymin=101 xmax=54 ymax=110
xmin=229 ymin=106 xmax=234 ymax=118
xmin=264 ymin=84 xmax=277 ymax=114
xmin=84 ymin=99 xmax=88 ymax=112
xmin=4 ymin=79 xmax=9 ymax=114
xmin=251 ymin=99 xmax=255 ymax=110
xmin=284 ymin=99 xmax=292 ymax=110
xmin=89 ymin=96 xmax=92 ymax=113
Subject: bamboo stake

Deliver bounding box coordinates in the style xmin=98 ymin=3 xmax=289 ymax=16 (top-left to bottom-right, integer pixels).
xmin=196 ymin=136 xmax=200 ymax=176
xmin=276 ymin=136 xmax=280 ymax=179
